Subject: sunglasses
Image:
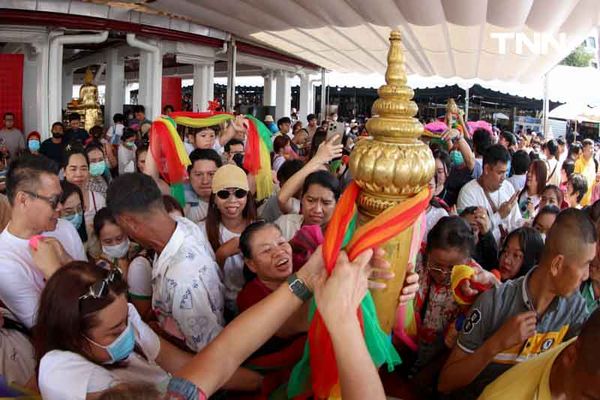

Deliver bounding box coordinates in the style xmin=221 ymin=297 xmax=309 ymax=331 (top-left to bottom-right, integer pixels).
xmin=24 ymin=190 xmax=62 ymax=210
xmin=216 ymin=188 xmax=248 ymax=200
xmin=79 ymin=268 xmax=123 ymax=301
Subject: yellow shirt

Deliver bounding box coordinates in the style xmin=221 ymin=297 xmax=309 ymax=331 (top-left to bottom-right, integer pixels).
xmin=574 ymin=157 xmax=596 ymax=206
xmin=478 ymin=339 xmax=574 ymax=400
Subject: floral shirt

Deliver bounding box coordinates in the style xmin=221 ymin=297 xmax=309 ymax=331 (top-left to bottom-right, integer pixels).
xmin=414 ymin=253 xmax=480 ymax=368
xmin=152 ymin=217 xmax=225 ymax=352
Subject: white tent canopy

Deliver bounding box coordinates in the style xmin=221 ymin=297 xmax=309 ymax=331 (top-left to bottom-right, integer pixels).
xmin=216 ymin=65 xmax=600 ymax=108
xmin=548 ymin=102 xmax=591 ymax=120
xmin=100 ymin=0 xmax=600 ymax=83
xmin=548 ymin=101 xmax=600 ymax=122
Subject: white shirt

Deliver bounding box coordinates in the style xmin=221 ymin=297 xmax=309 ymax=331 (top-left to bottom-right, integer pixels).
xmin=108 ymin=123 xmax=125 ymax=145
xmin=39 ymin=304 xmax=169 ymax=400
xmin=508 ymin=174 xmax=526 ymax=193
xmin=457 ymin=179 xmax=524 ymax=244
xmin=213 ymin=139 xmax=224 ymax=155
xmin=0 ymin=219 xmax=86 ymax=328
xmin=198 ymin=222 xmax=244 ymax=306
xmin=425 ymin=206 xmax=448 ymax=239
xmin=274 ymin=213 xmax=304 ymax=241
xmin=184 ymin=141 xmax=195 ymax=155
xmin=545 ymin=157 xmax=562 ymax=187
xmin=118 ymin=144 xmax=136 ymax=175
xmin=152 ymin=217 xmax=224 ymax=352
xmin=271 ymin=131 xmax=294 ymax=143
xmin=85 ymin=189 xmax=106 ymax=257
xmin=128 ymin=255 xmax=153 ymax=299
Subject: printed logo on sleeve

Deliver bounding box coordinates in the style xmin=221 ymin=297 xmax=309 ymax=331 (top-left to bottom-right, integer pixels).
xmin=463 ymin=309 xmax=482 ymax=334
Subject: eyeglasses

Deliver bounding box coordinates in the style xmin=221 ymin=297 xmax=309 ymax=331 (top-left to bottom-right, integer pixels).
xmin=426 ymin=261 xmax=453 ymax=282
xmin=23 ymin=190 xmax=62 ymax=210
xmin=62 ymin=205 xmax=83 ymax=216
xmin=216 ymin=188 xmax=248 ymax=200
xmin=79 ymin=268 xmax=123 ymax=301
xmin=428 ymin=266 xmax=452 ymax=276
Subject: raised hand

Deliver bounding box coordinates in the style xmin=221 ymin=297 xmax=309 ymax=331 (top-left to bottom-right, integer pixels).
xmin=399 ymin=264 xmax=419 ymax=305
xmin=30 ymin=237 xmax=69 ymax=279
xmin=490 ymin=311 xmax=537 ymax=352
xmin=313 ymin=134 xmax=343 ymax=165
xmin=498 ymin=192 xmax=518 ymax=219
xmin=315 ymin=249 xmax=373 ymax=328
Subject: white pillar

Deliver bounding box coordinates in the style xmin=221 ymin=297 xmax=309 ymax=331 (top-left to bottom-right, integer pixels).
xmin=48 ymin=31 xmax=109 ymax=130
xmin=23 ymin=39 xmax=50 ymax=136
xmin=33 ymin=39 xmax=50 ymax=136
xmin=263 ymin=71 xmax=275 ymax=106
xmin=138 ymin=51 xmax=152 ymax=110
xmin=48 ymin=38 xmax=64 ymax=128
xmin=298 ymin=73 xmax=314 ymax=123
xmin=62 ymin=68 xmax=73 ymax=110
xmin=193 ymin=62 xmax=214 ymax=112
xmin=207 ymin=63 xmax=214 ymax=105
xmin=126 ymin=34 xmax=161 ymax=119
xmin=226 ymin=39 xmax=237 ymax=112
xmin=105 ymin=48 xmax=125 ymax=126
xmin=320 ymin=69 xmax=327 ymax=121
xmin=275 ymin=70 xmax=291 ymax=119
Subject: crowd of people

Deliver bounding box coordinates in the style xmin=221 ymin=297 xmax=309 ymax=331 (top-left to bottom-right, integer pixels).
xmin=0 ymin=105 xmax=598 ymax=400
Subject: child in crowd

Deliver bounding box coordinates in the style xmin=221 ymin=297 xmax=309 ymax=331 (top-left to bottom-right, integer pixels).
xmin=118 ymin=128 xmax=137 ymax=175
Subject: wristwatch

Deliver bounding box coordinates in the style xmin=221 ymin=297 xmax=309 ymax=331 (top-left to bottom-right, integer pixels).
xmin=287 ymin=273 xmax=312 ymax=301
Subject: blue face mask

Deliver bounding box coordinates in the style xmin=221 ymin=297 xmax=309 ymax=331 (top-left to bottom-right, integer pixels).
xmin=62 ymin=212 xmax=83 ymax=230
xmin=28 ymin=139 xmax=40 ymax=152
xmin=89 ymin=160 xmax=106 ymax=177
xmin=87 ymin=322 xmax=135 ymax=364
xmin=450 ymin=150 xmax=464 ymax=166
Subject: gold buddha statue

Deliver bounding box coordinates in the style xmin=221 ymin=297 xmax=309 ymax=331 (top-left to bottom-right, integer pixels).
xmin=67 ymin=68 xmax=103 ymax=131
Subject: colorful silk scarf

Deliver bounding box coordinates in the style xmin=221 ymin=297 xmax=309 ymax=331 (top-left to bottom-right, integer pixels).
xmin=288 ymin=182 xmax=431 ymax=399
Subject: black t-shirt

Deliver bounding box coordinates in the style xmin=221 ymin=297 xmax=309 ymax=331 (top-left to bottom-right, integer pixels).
xmin=442 ymin=165 xmax=473 ymax=207
xmin=64 ymin=128 xmax=89 ymax=144
xmin=40 ymin=138 xmax=66 ymax=166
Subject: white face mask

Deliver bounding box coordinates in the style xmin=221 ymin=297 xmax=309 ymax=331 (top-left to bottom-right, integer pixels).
xmin=102 ymin=238 xmax=130 ymax=259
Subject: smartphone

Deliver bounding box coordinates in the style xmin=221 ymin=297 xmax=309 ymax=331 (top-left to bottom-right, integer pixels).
xmin=326 ymin=122 xmax=344 ymax=146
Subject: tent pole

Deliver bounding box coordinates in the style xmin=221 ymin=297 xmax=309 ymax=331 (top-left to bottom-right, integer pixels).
xmin=465 ymin=86 xmax=470 ymax=121
xmin=542 ymin=72 xmax=549 ymax=137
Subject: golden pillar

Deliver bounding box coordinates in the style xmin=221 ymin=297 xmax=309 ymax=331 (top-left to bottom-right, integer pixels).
xmin=349 ymin=31 xmax=435 ymax=333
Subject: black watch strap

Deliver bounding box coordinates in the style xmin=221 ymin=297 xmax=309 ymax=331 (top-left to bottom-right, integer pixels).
xmin=287 ymin=273 xmax=312 ymax=301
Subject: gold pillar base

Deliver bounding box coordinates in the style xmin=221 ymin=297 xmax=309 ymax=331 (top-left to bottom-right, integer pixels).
xmin=357 ymin=211 xmax=414 ymax=332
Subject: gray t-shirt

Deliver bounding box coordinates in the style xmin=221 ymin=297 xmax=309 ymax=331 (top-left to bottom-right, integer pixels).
xmin=259 ymin=194 xmax=300 ymax=223
xmin=456 ymin=268 xmax=589 ymax=399
xmin=0 ymin=128 xmax=24 ymax=158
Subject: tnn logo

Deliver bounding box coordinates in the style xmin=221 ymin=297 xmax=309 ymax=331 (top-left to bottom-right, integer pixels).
xmin=490 ymin=32 xmax=568 ymax=55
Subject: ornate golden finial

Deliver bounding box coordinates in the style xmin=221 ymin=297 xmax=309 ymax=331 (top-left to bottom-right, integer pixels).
xmin=84 ymin=67 xmax=94 ymax=85
xmin=349 ymin=30 xmax=434 ymax=217
xmin=349 ymin=31 xmax=435 ymax=332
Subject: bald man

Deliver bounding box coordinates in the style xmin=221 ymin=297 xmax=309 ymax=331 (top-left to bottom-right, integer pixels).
xmin=438 ymin=208 xmax=595 ymax=399
xmin=479 ymin=307 xmax=600 ymax=399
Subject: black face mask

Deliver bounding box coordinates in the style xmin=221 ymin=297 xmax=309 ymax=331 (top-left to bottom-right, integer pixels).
xmin=232 ymin=153 xmax=244 ymax=169
xmin=52 ymin=131 xmax=63 ymax=138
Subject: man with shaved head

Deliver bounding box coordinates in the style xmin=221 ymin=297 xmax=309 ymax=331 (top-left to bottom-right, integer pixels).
xmin=438 ymin=208 xmax=596 ymax=399
xmin=479 ymin=308 xmax=600 ymax=398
